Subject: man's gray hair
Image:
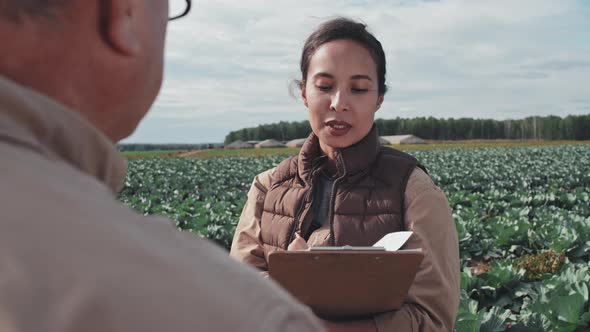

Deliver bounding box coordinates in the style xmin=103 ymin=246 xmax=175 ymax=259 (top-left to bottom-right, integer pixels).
xmin=0 ymin=0 xmax=67 ymax=22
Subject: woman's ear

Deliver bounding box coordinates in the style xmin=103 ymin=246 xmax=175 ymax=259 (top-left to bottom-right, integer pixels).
xmin=102 ymin=0 xmax=141 ymax=56
xmin=301 ymin=81 xmax=308 ymax=107
xmin=375 ymin=95 xmax=384 ymax=112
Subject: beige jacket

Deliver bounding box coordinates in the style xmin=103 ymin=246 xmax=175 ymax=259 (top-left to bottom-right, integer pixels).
xmin=231 ymin=165 xmax=460 ymax=331
xmin=0 ymin=75 xmax=325 ymax=332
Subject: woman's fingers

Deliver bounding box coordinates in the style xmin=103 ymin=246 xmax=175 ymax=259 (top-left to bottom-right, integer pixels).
xmin=288 ymin=233 xmax=309 ymax=250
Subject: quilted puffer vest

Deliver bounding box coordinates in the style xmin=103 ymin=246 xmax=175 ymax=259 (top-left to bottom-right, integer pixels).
xmin=259 ymin=126 xmax=425 ymax=260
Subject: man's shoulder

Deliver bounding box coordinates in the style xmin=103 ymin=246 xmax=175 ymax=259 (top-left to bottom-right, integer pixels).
xmin=0 ymin=145 xmax=323 ymax=332
xmin=0 ymin=141 xmax=115 ymax=197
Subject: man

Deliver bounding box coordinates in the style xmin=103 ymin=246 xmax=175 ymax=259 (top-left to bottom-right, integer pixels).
xmin=0 ymin=1 xmax=324 ymax=331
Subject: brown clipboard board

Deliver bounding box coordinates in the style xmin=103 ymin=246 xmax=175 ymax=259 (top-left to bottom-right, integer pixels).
xmin=268 ymin=250 xmax=424 ymax=319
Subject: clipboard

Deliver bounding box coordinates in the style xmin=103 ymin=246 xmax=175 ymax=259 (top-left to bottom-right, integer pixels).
xmin=268 ymin=249 xmax=424 ymax=319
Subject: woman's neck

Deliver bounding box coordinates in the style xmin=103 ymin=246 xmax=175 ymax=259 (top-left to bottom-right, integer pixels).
xmin=319 ymin=140 xmax=338 ymax=174
xmin=319 ymin=140 xmax=337 ymax=161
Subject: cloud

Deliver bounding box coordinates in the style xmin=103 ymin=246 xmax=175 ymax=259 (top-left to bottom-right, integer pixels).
xmin=503 ymin=72 xmax=549 ymax=80
xmin=124 ymin=0 xmax=590 ymax=143
xmin=525 ymin=59 xmax=590 ymax=71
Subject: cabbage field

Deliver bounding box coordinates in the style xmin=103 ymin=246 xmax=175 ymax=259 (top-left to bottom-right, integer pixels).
xmin=119 ymin=144 xmax=590 ymax=331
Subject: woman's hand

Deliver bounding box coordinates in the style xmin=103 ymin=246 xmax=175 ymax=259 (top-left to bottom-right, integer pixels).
xmin=287 ymin=233 xmax=309 ymax=251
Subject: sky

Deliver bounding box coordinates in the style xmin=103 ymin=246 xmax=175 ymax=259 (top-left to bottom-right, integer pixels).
xmin=124 ymin=0 xmax=590 ymax=143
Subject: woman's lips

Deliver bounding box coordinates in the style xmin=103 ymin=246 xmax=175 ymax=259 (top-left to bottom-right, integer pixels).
xmin=325 ymin=120 xmax=352 ymax=137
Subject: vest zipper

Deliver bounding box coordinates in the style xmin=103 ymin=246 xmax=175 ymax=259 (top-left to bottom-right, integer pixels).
xmin=298 ymin=177 xmax=321 ymax=240
xmin=287 ymin=192 xmax=309 ymax=246
xmin=287 ymin=167 xmax=321 ymax=246
xmin=328 ymin=151 xmax=348 ymax=246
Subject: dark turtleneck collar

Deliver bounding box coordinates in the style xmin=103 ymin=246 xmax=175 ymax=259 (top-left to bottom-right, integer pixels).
xmin=297 ymin=125 xmax=381 ymax=183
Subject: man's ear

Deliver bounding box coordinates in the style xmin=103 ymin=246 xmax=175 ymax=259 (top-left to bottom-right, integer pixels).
xmin=301 ymin=81 xmax=308 ymax=107
xmin=375 ymin=95 xmax=384 ymax=112
xmin=102 ymin=0 xmax=141 ymax=56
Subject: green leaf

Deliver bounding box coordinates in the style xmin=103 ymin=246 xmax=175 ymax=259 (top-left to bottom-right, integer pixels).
xmin=480 ymin=307 xmax=511 ymax=332
xmin=455 ymin=318 xmax=482 ymax=332
xmin=553 ymin=294 xmax=585 ymax=324
xmin=508 ymin=313 xmax=551 ymax=332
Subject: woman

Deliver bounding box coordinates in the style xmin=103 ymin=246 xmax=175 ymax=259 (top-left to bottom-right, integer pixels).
xmin=230 ymin=17 xmax=460 ymax=332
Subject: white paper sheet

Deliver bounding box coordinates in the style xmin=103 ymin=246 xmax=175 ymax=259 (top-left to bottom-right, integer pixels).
xmin=372 ymin=231 xmax=413 ymax=251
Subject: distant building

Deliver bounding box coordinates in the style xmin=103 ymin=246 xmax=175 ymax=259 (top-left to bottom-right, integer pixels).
xmin=378 ymin=137 xmax=390 ymax=145
xmin=380 ymin=135 xmax=426 ymax=145
xmin=225 ymin=140 xmax=254 ymax=149
xmin=286 ymin=138 xmax=307 ymax=148
xmin=255 ymin=139 xmax=286 ymax=149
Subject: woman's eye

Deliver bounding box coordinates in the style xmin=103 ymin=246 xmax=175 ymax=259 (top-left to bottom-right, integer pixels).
xmin=316 ymin=85 xmax=332 ymax=91
xmin=352 ymin=88 xmax=369 ymax=93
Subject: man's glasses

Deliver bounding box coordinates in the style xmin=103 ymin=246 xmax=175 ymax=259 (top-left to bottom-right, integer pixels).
xmin=169 ymin=0 xmax=191 ymax=21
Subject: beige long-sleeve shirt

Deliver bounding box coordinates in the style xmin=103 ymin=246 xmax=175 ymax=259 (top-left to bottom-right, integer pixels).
xmin=0 ymin=75 xmax=325 ymax=332
xmin=231 ymin=166 xmax=461 ymax=331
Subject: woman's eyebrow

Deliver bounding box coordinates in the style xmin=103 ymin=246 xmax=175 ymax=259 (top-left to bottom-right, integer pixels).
xmin=313 ymin=72 xmax=334 ymax=79
xmin=351 ymin=74 xmax=373 ymax=81
xmin=312 ymin=73 xmax=373 ymax=81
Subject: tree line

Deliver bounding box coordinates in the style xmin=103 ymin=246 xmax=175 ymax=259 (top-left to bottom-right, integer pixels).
xmin=225 ymin=114 xmax=590 ymax=144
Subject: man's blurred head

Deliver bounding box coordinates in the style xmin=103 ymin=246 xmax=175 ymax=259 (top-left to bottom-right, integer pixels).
xmin=0 ymin=0 xmax=170 ymax=141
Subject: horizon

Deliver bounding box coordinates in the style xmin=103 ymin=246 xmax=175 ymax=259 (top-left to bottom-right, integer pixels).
xmin=123 ymin=112 xmax=589 ymax=144
xmin=123 ymin=0 xmax=590 ymax=144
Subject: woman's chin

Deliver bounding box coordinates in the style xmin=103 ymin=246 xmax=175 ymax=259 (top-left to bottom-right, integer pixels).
xmin=320 ymin=134 xmax=356 ymax=150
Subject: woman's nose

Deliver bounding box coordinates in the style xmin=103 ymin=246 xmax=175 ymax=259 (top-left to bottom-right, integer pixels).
xmin=330 ymin=90 xmax=350 ymax=112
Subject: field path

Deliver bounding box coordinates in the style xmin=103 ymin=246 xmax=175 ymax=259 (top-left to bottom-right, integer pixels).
xmin=176 ymin=150 xmax=205 ymax=157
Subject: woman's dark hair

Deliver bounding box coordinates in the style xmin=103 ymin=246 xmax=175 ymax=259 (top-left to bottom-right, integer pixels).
xmin=299 ymin=17 xmax=387 ymax=96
